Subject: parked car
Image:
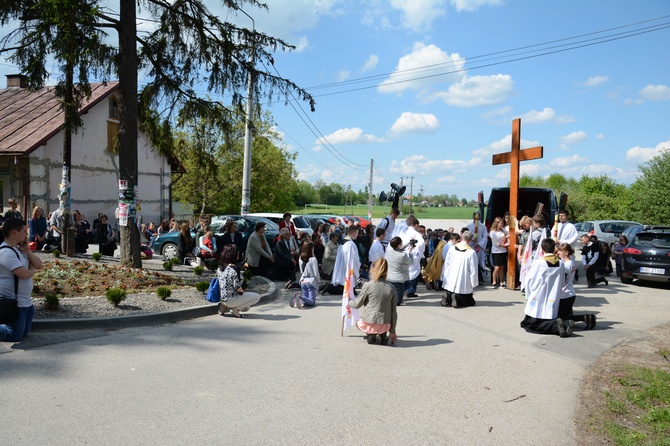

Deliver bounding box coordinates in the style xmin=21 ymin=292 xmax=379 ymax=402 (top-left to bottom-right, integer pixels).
xmin=150 ymin=215 xmax=279 ymax=259
xmin=247 ymin=213 xmax=313 ymax=236
xmin=578 ymin=220 xmax=642 ymax=247
xmin=621 ymin=226 xmax=670 ymax=284
xmin=620 ymin=223 xmax=645 ymax=243
xmin=303 ymin=215 xmax=327 ymax=232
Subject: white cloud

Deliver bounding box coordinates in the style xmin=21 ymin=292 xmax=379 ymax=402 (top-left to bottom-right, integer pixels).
xmin=596 ymin=133 xmax=605 ymax=140
xmin=521 ymin=108 xmax=556 ymax=124
xmin=436 ymin=175 xmax=456 ymax=183
xmin=389 ymin=154 xmax=480 ymax=175
xmin=551 ymin=155 xmax=588 ymax=168
xmin=390 ymin=0 xmax=447 ymax=31
xmin=558 ymin=131 xmax=588 ymax=146
xmin=624 ymin=84 xmax=670 ymax=105
xmin=581 ymin=76 xmax=609 ymax=87
xmin=378 ymin=42 xmax=465 ymax=94
xmin=389 ymin=112 xmax=440 ymax=135
xmin=473 ymin=134 xmax=541 ymax=158
xmin=337 ymin=70 xmax=351 ymax=82
xmin=639 ymin=84 xmax=670 ymax=101
xmin=432 ymin=74 xmax=513 ymax=107
xmin=520 ymin=107 xmax=575 ymax=124
xmin=626 ymin=140 xmax=670 ymax=163
xmin=450 ymin=0 xmax=503 ymax=12
xmin=293 ymin=36 xmax=309 ymax=52
xmin=361 ymin=55 xmax=378 ymax=73
xmin=316 ymin=127 xmax=385 ymax=145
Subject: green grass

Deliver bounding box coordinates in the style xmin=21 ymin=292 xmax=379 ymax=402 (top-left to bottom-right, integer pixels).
xmin=296 ymin=205 xmax=479 ymax=220
xmin=602 ymin=364 xmax=670 ymax=445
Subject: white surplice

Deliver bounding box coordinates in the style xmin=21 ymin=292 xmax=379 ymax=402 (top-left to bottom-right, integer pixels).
xmin=441 ymin=241 xmax=479 ymax=295
xmin=523 ymin=255 xmax=565 ymax=320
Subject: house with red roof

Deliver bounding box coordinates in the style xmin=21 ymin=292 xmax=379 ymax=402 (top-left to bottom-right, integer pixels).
xmin=0 ymin=74 xmax=179 ymax=225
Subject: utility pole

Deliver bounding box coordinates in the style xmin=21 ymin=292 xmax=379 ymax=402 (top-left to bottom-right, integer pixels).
xmin=238 ymin=7 xmax=255 ymax=215
xmin=408 ymin=176 xmax=414 ymax=214
xmin=368 ymin=159 xmax=373 ymax=220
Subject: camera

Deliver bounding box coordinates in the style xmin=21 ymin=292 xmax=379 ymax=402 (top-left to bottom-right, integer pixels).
xmin=409 ymin=239 xmax=418 ymax=246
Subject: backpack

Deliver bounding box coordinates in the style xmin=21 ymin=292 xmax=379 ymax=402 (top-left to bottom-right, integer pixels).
xmin=206 ymin=278 xmax=220 ymax=303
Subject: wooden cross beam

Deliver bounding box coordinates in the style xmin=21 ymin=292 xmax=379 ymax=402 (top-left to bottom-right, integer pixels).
xmin=491 ymin=118 xmax=543 ymax=290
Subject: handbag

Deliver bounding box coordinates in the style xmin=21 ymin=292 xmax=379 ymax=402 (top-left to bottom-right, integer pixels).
xmin=0 ymin=246 xmax=21 ymax=324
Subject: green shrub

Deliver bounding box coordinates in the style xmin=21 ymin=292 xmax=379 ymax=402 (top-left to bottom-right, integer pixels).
xmin=52 ymin=249 xmax=61 ymax=258
xmin=163 ymin=261 xmax=173 ymax=271
xmin=44 ymin=294 xmax=60 ymax=311
xmin=195 ymin=281 xmax=209 ymax=293
xmin=242 ymin=269 xmax=253 ymax=281
xmin=206 ymin=261 xmax=218 ymax=271
xmin=106 ymin=287 xmax=127 ymax=306
xmin=92 ymin=252 xmax=103 ymax=262
xmin=193 ymin=266 xmax=205 ymax=276
xmin=156 ymin=287 xmax=172 ymax=300
xmin=170 ymin=257 xmax=180 ymax=265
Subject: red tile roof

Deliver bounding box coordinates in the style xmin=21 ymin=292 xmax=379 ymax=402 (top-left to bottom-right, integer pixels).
xmin=0 ymin=81 xmax=119 ymax=155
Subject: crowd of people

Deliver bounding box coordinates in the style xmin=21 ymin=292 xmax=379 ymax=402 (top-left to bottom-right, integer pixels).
xmin=1 ymin=199 xmax=613 ymax=344
xmin=268 ymin=207 xmax=609 ymax=344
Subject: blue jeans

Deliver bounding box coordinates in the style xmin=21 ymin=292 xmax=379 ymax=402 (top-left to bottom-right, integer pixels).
xmin=0 ymin=305 xmax=34 ymax=342
xmin=388 ymin=281 xmax=405 ymax=306
xmin=300 ymin=283 xmax=317 ymax=307
xmin=405 ymin=275 xmax=420 ymax=296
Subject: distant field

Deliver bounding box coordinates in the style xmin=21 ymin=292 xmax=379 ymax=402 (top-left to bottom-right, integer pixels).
xmin=293 ymin=205 xmax=478 ymax=220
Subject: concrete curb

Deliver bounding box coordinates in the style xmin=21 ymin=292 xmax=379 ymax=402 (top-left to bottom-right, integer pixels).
xmin=30 ymin=277 xmax=279 ymax=331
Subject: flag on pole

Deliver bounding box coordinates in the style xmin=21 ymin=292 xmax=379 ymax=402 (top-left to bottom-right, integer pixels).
xmin=519 ymin=230 xmax=535 ymax=290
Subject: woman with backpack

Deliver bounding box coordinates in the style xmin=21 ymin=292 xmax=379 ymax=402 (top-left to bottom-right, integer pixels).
xmin=217 ymin=244 xmax=260 ymax=318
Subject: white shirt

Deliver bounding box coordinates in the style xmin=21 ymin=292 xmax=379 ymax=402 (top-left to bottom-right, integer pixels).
xmin=557 ymin=221 xmax=579 ymax=247
xmin=377 ymin=215 xmax=395 ymax=247
xmin=490 ymin=230 xmax=507 ymax=254
xmin=368 ymin=239 xmax=385 ymax=264
xmin=0 ymin=243 xmax=32 ymax=307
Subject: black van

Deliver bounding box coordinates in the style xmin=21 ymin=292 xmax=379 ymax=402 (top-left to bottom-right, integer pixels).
xmin=485 ymin=187 xmax=559 ymax=229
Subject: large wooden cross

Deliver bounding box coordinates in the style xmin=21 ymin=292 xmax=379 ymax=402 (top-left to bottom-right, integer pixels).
xmin=492 ymin=118 xmax=543 ymax=290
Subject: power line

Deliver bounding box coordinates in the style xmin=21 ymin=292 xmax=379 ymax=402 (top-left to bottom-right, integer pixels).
xmin=299 ymin=16 xmax=670 ymax=97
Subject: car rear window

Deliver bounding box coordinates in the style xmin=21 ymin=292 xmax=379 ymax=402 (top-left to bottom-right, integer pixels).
xmin=634 ymin=233 xmax=670 ymax=248
xmin=293 ymin=216 xmax=309 ymax=228
xmin=600 ymin=222 xmax=636 ymax=234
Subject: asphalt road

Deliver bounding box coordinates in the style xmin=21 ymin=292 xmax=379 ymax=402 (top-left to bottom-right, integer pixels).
xmin=2 ymin=267 xmax=669 ymax=445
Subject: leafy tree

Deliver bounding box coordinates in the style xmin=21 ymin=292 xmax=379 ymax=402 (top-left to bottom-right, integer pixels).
xmin=293 ymin=180 xmax=318 ymax=207
xmin=174 ymin=112 xmax=298 ymax=214
xmin=629 ymin=149 xmax=670 ymax=224
xmin=2 ymin=0 xmax=314 ymax=267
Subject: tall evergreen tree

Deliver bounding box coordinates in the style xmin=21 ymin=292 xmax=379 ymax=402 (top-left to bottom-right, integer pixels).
xmin=1 ymin=0 xmax=314 ymax=267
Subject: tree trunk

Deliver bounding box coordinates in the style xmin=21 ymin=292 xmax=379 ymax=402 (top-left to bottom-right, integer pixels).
xmin=63 ymin=63 xmax=75 ymax=257
xmin=117 ymin=0 xmax=141 ymax=268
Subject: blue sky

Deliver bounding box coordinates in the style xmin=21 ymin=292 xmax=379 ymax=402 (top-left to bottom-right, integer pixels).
xmin=1 ymin=0 xmax=668 ymax=203
xmin=235 ymin=0 xmax=670 ymax=200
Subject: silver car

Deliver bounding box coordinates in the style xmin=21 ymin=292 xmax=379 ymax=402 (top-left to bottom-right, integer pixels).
xmin=578 ymin=220 xmax=641 ymax=247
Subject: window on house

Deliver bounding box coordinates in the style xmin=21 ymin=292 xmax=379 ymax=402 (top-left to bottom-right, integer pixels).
xmin=107 ymin=97 xmax=120 ymax=153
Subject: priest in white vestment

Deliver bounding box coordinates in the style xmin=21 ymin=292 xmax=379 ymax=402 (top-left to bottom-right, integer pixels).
xmin=441 ymin=231 xmax=479 ymax=308
xmin=332 ymin=225 xmax=362 ymax=332
xmin=465 ymin=211 xmax=488 ymax=280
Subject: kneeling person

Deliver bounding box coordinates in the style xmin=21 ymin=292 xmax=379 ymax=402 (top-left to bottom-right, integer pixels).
xmin=441 ymin=230 xmax=479 ymax=308
xmin=520 ymin=238 xmax=573 ymax=337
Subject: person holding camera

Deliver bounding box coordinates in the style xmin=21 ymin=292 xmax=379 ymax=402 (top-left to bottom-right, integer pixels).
xmin=391 ymin=215 xmax=425 ymax=299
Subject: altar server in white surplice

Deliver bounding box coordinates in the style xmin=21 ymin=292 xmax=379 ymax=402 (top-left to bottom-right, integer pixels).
xmin=520 ymin=238 xmax=574 ymax=337
xmin=332 ymin=225 xmax=361 ymax=332
xmin=441 ymin=231 xmax=479 ymax=308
